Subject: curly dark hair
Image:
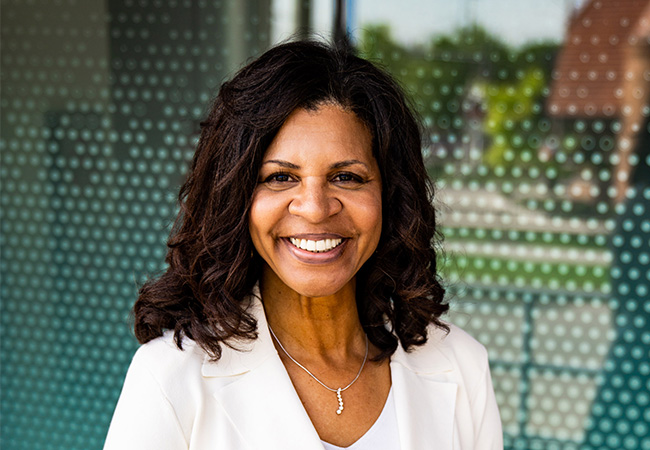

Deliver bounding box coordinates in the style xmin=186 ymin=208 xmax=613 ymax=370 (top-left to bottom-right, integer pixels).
xmin=134 ymin=40 xmax=448 ymax=361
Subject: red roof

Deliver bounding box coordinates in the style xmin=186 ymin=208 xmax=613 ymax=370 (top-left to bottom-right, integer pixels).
xmin=547 ymin=0 xmax=650 ymax=118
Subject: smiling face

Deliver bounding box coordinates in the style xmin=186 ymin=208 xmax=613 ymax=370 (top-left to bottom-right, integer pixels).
xmin=249 ymin=104 xmax=382 ymax=298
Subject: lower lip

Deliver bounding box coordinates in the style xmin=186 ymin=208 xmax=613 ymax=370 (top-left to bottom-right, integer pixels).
xmin=281 ymin=238 xmax=348 ymax=264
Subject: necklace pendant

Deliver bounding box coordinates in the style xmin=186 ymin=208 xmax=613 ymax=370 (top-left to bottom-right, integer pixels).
xmin=336 ymin=388 xmax=344 ymax=415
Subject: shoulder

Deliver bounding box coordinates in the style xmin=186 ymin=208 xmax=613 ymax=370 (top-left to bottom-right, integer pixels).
xmin=389 ymin=324 xmax=503 ymax=445
xmin=392 ymin=321 xmax=489 ymax=377
xmin=428 ymin=322 xmax=490 ymax=378
xmin=106 ymin=332 xmax=210 ymax=447
xmin=132 ymin=331 xmax=202 ymax=362
xmin=127 ymin=331 xmax=208 ymax=387
xmin=424 ymin=322 xmax=492 ymax=394
xmin=434 ymin=322 xmax=489 ymax=364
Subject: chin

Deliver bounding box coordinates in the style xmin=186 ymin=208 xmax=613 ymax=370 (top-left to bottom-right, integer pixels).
xmin=259 ymin=258 xmax=360 ymax=299
xmin=279 ymin=269 xmax=356 ymax=298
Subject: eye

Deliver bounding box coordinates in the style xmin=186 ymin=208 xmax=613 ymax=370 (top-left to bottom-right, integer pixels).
xmin=260 ymin=171 xmax=297 ymax=189
xmin=331 ymin=172 xmax=364 ymax=184
xmin=264 ymin=172 xmax=291 ymax=183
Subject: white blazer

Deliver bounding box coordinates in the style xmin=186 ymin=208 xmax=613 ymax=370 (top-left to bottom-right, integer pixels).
xmin=104 ymin=293 xmax=503 ymax=450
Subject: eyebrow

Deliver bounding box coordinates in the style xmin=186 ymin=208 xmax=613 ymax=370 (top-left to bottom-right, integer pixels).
xmin=261 ymin=160 xmax=300 ymax=169
xmin=261 ymin=159 xmax=369 ymax=170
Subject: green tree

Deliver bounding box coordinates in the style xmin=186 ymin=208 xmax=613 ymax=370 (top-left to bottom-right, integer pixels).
xmin=481 ymin=68 xmax=546 ymax=169
xmin=358 ymin=25 xmax=560 ymax=181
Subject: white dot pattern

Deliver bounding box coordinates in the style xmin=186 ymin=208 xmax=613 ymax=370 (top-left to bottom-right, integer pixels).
xmin=1 ymin=1 xmax=649 ymax=450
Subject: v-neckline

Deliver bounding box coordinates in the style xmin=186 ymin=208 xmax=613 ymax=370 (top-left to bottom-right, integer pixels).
xmin=320 ymin=387 xmax=395 ymax=449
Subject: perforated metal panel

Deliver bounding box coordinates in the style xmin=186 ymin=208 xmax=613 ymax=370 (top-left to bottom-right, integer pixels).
xmin=1 ymin=1 xmax=648 ymax=449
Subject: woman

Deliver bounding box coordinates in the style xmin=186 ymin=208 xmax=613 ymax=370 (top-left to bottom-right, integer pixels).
xmin=104 ymin=40 xmax=502 ymax=450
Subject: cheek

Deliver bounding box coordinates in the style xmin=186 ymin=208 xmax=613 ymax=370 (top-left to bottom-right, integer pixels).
xmin=248 ymin=192 xmax=269 ymax=249
xmin=356 ymin=191 xmax=383 ymax=247
xmin=249 ymin=191 xmax=286 ymax=247
xmin=368 ymin=207 xmax=383 ymax=249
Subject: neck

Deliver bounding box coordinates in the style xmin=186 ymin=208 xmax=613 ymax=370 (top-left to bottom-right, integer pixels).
xmin=260 ymin=268 xmax=366 ymax=363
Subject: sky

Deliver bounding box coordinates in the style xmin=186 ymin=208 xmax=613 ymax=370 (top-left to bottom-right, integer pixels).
xmin=273 ymin=0 xmax=577 ymax=47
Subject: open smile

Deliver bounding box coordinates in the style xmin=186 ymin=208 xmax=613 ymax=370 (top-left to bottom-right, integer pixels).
xmin=288 ymin=237 xmax=344 ymax=253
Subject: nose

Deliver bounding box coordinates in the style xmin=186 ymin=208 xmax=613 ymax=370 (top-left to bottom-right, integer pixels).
xmin=288 ymin=179 xmax=342 ymax=222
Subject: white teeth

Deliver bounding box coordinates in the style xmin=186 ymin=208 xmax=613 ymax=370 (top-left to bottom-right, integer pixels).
xmin=289 ymin=237 xmax=343 ymax=253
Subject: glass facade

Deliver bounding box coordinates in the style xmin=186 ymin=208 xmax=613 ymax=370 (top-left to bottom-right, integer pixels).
xmin=1 ymin=1 xmax=648 ymax=449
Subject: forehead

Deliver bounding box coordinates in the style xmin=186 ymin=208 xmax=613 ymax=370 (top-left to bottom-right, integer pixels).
xmin=263 ymin=105 xmax=374 ymax=162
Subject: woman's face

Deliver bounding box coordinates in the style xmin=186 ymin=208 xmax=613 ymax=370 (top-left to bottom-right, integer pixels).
xmin=249 ymin=104 xmax=382 ymax=298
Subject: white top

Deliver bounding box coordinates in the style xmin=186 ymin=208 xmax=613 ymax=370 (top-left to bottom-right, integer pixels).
xmin=321 ymin=388 xmax=400 ymax=450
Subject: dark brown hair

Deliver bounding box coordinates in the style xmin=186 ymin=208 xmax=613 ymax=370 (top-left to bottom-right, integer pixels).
xmin=134 ymin=40 xmax=448 ymax=360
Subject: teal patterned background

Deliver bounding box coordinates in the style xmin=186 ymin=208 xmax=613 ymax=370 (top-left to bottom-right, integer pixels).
xmin=1 ymin=1 xmax=648 ymax=449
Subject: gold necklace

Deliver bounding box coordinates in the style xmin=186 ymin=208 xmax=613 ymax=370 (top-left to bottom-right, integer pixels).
xmin=268 ymin=325 xmax=369 ymax=415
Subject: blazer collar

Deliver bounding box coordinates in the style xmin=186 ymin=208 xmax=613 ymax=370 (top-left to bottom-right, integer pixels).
xmin=390 ymin=325 xmax=454 ymax=374
xmin=201 ymin=290 xmax=458 ymax=450
xmin=201 ymin=285 xmax=277 ymax=378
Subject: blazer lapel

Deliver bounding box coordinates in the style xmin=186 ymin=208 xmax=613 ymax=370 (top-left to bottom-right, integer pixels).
xmin=215 ymin=356 xmax=323 ymax=450
xmin=390 ymin=332 xmax=458 ymax=450
xmin=203 ymin=292 xmax=324 ymax=450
